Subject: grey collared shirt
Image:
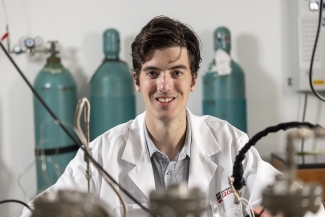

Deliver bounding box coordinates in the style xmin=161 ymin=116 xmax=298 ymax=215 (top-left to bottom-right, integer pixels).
xmin=144 ymin=114 xmax=191 ymax=190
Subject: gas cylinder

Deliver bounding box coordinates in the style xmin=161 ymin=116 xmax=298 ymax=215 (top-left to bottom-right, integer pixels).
xmin=203 ymin=27 xmax=247 ymax=132
xmin=90 ymin=29 xmax=135 ymax=140
xmin=33 ymin=41 xmax=78 ymax=193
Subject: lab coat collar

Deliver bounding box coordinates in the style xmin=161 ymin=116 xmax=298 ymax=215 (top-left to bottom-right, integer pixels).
xmin=186 ymin=109 xmax=221 ymax=191
xmin=187 ymin=109 xmax=221 ymax=157
xmin=121 ymin=112 xmax=155 ymax=202
xmin=121 ymin=109 xmax=222 ymax=200
xmin=121 ymin=112 xmax=147 ymax=165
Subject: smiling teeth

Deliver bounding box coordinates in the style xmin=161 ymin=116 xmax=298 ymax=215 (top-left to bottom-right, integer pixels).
xmin=158 ymin=98 xmax=173 ymax=102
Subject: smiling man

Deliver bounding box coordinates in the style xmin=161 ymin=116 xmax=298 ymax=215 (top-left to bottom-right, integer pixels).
xmin=134 ymin=47 xmax=195 ymax=161
xmin=129 ymin=16 xmax=279 ymax=216
xmin=21 ymin=16 xmax=324 ymax=217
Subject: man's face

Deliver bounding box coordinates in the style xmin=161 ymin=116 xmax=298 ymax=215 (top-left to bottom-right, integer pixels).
xmin=134 ymin=47 xmax=197 ymax=123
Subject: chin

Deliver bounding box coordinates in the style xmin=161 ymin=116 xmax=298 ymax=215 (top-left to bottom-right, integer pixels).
xmin=150 ymin=111 xmax=174 ymax=121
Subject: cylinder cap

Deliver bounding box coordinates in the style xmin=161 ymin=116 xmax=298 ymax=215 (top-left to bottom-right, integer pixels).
xmin=214 ymin=27 xmax=231 ymax=54
xmin=103 ymin=28 xmax=120 ymax=59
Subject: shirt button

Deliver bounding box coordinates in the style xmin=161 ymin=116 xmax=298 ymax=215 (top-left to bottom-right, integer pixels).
xmin=167 ymin=170 xmax=172 ymax=175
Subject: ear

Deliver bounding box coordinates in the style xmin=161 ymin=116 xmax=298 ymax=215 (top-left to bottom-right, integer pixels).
xmin=190 ymin=72 xmax=198 ymax=92
xmin=133 ymin=72 xmax=141 ymax=92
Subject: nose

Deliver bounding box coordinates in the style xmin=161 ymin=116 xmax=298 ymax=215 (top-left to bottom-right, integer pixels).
xmin=157 ymin=73 xmax=172 ymax=92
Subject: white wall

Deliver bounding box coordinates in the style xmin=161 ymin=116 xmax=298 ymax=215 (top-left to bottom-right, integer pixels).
xmin=0 ymin=0 xmax=324 ymax=216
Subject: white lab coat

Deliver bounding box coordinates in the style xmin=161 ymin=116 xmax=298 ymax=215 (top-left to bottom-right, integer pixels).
xmin=21 ymin=110 xmax=324 ymax=217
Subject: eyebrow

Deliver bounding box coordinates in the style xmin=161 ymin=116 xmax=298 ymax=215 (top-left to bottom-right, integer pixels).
xmin=142 ymin=64 xmax=188 ymax=71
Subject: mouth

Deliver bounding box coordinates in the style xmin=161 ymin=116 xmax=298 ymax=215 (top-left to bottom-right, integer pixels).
xmin=155 ymin=97 xmax=175 ymax=104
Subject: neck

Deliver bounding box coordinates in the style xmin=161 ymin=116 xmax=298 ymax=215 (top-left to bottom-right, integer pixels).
xmin=146 ymin=111 xmax=187 ymax=160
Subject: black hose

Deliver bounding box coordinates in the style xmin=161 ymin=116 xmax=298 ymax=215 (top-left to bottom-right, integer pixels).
xmin=309 ymin=0 xmax=325 ymax=102
xmin=232 ymin=121 xmax=319 ymax=191
xmin=0 ymin=199 xmax=34 ymax=213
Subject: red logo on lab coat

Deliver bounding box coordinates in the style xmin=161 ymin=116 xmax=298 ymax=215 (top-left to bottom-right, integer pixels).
xmin=216 ymin=187 xmax=233 ymax=203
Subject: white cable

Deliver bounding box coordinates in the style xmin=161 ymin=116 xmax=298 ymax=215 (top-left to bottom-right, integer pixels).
xmin=1 ymin=0 xmax=8 ymax=25
xmin=44 ymin=120 xmax=79 ymax=191
xmin=73 ymin=127 xmax=128 ymax=217
xmin=17 ymin=160 xmax=35 ymax=203
xmin=1 ymin=0 xmax=10 ymax=51
xmin=239 ymin=200 xmax=244 ymax=217
xmin=228 ymin=176 xmax=256 ymax=217
xmin=240 ymin=198 xmax=255 ymax=217
xmin=97 ymin=167 xmax=128 ymax=217
xmin=17 ymin=155 xmax=64 ymax=204
xmin=37 ymin=118 xmax=70 ymax=190
xmin=75 ymin=131 xmax=128 ymax=217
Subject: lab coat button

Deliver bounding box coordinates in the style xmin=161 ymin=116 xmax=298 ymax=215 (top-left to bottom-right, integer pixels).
xmin=167 ymin=170 xmax=172 ymax=175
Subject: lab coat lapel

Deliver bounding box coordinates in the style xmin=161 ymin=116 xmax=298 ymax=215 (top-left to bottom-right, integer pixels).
xmin=121 ymin=112 xmax=156 ymax=201
xmin=187 ymin=110 xmax=221 ymax=191
xmin=121 ymin=110 xmax=222 ymax=200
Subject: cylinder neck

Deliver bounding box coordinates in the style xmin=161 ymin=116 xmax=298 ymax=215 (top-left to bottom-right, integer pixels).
xmin=103 ymin=28 xmax=120 ymax=59
xmin=46 ymin=41 xmax=61 ymax=64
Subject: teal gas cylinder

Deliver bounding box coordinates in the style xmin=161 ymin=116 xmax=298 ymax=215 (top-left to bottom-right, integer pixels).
xmin=90 ymin=29 xmax=135 ymax=140
xmin=203 ymin=27 xmax=247 ymax=132
xmin=33 ymin=42 xmax=78 ymax=193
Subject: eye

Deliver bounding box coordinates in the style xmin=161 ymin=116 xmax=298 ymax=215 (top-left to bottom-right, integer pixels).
xmin=172 ymin=71 xmax=183 ymax=77
xmin=147 ymin=71 xmax=159 ymax=77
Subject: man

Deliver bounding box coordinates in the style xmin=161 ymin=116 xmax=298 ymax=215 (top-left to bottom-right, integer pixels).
xmin=22 ymin=16 xmax=324 ymax=217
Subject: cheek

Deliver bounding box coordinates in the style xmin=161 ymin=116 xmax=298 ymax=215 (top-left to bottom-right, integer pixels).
xmin=142 ymin=81 xmax=157 ymax=95
xmin=179 ymin=83 xmax=193 ymax=95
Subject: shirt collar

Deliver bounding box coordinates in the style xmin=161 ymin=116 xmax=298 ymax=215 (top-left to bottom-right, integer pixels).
xmin=144 ymin=112 xmax=192 ymax=159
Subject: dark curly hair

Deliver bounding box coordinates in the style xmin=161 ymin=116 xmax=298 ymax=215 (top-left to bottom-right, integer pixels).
xmin=131 ymin=16 xmax=201 ymax=85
